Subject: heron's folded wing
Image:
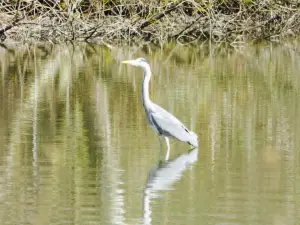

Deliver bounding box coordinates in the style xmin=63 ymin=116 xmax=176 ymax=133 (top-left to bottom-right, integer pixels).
xmin=150 ymin=113 xmax=193 ymax=143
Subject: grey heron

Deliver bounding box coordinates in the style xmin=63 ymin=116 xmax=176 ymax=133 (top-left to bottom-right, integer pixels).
xmin=122 ymin=58 xmax=198 ymax=160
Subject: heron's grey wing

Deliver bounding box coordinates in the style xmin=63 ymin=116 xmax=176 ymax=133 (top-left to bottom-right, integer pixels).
xmin=150 ymin=112 xmax=198 ymax=146
xmin=152 ymin=104 xmax=184 ymax=125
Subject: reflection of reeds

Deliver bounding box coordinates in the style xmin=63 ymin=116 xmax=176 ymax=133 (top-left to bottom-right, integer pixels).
xmin=0 ymin=42 xmax=299 ymax=224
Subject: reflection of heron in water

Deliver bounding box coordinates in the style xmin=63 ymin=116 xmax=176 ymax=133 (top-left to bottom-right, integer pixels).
xmin=122 ymin=58 xmax=198 ymax=160
xmin=143 ymin=148 xmax=199 ymax=225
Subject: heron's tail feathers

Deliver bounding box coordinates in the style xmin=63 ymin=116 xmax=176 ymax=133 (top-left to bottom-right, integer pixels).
xmin=188 ymin=131 xmax=198 ymax=148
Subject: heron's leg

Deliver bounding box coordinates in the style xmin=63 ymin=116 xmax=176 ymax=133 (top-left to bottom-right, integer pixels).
xmin=158 ymin=135 xmax=163 ymax=149
xmin=164 ymin=137 xmax=170 ymax=161
xmin=157 ymin=135 xmax=164 ymax=161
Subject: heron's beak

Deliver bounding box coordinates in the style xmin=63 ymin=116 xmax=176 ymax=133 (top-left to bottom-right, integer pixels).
xmin=121 ymin=60 xmax=136 ymax=65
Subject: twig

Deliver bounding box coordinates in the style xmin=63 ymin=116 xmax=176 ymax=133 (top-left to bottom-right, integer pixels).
xmin=0 ymin=15 xmax=24 ymax=35
xmin=139 ymin=1 xmax=182 ymax=30
xmin=173 ymin=15 xmax=202 ymax=39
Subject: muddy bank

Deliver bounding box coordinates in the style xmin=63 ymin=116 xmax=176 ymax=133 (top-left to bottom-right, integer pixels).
xmin=1 ymin=0 xmax=300 ymax=45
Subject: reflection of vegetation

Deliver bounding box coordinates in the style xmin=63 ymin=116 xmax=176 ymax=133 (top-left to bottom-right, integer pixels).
xmin=0 ymin=42 xmax=299 ymax=224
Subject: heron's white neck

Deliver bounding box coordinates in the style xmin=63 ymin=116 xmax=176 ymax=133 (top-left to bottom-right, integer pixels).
xmin=142 ymin=65 xmax=152 ymax=110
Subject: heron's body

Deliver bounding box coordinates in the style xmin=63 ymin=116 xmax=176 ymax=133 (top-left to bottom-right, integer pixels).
xmin=122 ymin=58 xmax=198 ymax=159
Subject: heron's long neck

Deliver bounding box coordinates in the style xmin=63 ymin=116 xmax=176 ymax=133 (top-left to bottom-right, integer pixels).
xmin=142 ymin=66 xmax=152 ymax=109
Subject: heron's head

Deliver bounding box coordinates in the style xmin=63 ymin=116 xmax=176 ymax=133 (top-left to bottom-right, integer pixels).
xmin=122 ymin=58 xmax=149 ymax=69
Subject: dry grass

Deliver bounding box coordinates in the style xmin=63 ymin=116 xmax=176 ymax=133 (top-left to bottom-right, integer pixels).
xmin=0 ymin=0 xmax=300 ymax=45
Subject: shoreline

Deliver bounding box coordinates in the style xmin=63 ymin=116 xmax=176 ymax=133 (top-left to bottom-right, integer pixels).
xmin=1 ymin=1 xmax=300 ymax=45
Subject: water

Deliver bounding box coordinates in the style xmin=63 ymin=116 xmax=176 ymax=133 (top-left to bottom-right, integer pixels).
xmin=0 ymin=42 xmax=300 ymax=225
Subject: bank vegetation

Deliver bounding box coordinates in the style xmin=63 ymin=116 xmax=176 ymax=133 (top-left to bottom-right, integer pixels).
xmin=1 ymin=0 xmax=300 ymax=45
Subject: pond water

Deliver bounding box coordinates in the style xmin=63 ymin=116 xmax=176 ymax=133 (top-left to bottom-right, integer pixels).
xmin=0 ymin=41 xmax=300 ymax=225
